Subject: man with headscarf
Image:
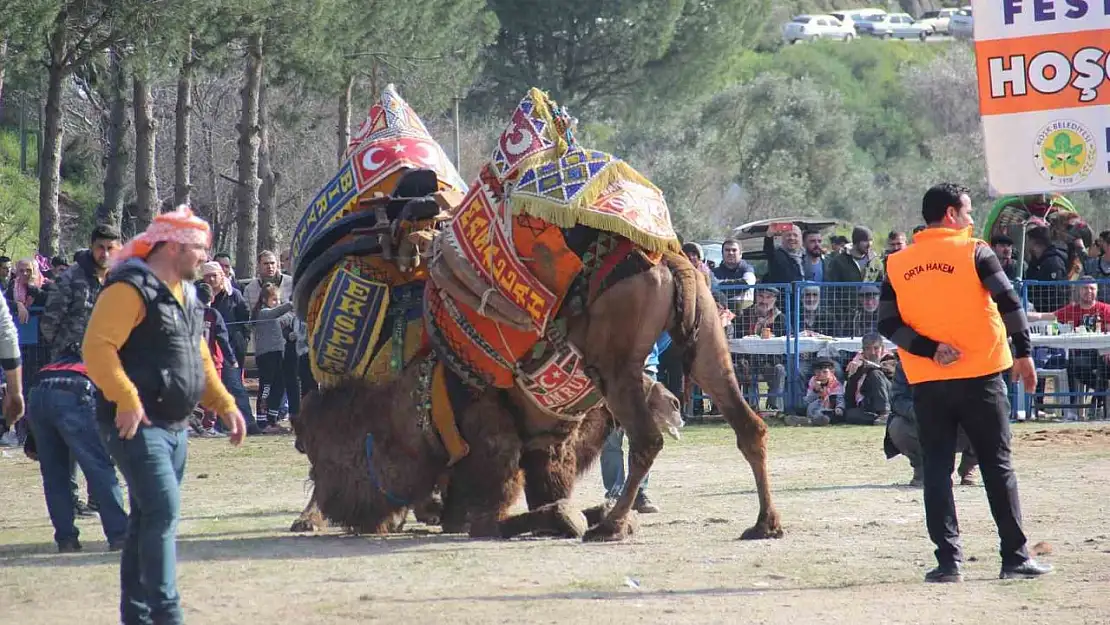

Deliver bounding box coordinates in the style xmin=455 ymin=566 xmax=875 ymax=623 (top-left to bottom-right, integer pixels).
xmin=82 ymin=207 xmax=247 ymax=625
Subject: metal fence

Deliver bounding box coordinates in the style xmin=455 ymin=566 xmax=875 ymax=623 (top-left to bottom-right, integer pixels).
xmin=698 ymin=279 xmax=1110 ymax=421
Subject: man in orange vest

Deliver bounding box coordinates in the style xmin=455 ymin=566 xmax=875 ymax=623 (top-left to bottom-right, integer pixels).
xmin=879 ymin=182 xmax=1052 ymax=584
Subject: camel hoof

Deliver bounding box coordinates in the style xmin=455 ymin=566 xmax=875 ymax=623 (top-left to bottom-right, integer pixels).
xmin=469 ymin=515 xmax=502 ymax=539
xmin=582 ymin=502 xmax=614 ymax=527
xmin=739 ymin=522 xmax=784 ymax=540
xmin=583 ymin=515 xmax=636 ymax=543
xmin=290 ymin=517 xmax=321 ymax=533
xmin=547 ymin=501 xmax=588 ymax=539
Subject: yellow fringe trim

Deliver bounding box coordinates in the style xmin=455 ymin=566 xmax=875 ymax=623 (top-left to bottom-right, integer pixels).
xmin=508 ymin=160 xmax=680 ymax=254
xmin=432 ymin=361 xmax=470 ymax=466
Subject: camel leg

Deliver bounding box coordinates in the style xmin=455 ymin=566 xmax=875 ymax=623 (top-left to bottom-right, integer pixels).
xmin=690 ymin=283 xmax=782 ymax=540
xmin=499 ymin=500 xmax=589 ymax=539
xmin=290 ymin=485 xmax=327 ymax=532
xmin=519 ymin=445 xmax=577 ymax=510
xmin=584 ymin=371 xmax=662 ymax=542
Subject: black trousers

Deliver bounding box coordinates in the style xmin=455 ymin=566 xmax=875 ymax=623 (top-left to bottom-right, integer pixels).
xmin=913 ymin=373 xmax=1029 ymax=568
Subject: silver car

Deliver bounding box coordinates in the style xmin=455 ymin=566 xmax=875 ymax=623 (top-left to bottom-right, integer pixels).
xmin=858 ymin=12 xmax=932 ymax=40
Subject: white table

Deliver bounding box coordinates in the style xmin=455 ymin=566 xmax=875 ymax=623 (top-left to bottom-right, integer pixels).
xmin=729 ymin=333 xmax=1110 ymax=356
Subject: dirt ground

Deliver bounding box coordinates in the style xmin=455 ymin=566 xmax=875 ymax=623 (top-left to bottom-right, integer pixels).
xmin=2 ymin=420 xmax=1109 ymax=625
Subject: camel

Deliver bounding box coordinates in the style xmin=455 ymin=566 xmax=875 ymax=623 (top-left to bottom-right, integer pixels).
xmin=291 ymin=252 xmax=782 ymax=541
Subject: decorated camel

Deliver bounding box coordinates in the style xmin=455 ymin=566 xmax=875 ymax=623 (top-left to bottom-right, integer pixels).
xmin=289 ymin=86 xmax=782 ymax=541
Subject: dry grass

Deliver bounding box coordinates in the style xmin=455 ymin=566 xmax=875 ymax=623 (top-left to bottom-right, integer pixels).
xmin=2 ymin=421 xmax=1109 ymax=624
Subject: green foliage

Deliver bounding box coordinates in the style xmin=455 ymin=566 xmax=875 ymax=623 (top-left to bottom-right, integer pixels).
xmin=0 ymin=131 xmax=39 ymax=257
xmin=473 ymin=0 xmax=770 ymax=113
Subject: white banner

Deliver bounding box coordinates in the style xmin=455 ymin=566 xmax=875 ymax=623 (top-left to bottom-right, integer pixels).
xmin=972 ymin=0 xmax=1110 ymax=195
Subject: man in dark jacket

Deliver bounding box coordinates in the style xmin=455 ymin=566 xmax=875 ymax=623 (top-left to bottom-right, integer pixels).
xmin=826 ymin=226 xmax=883 ymax=284
xmin=1024 ymin=226 xmax=1069 ymax=313
xmin=200 ymin=261 xmax=259 ymax=435
xmin=762 ymin=224 xmax=805 ymax=284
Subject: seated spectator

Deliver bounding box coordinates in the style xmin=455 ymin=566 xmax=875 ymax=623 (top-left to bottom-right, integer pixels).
xmin=762 ymin=224 xmax=805 ymax=284
xmin=884 ymin=355 xmax=978 ymax=487
xmin=838 ymin=284 xmax=880 ymax=337
xmin=736 ymin=286 xmax=787 ymax=411
xmin=1048 ymin=279 xmax=1110 ymax=402
xmin=799 ymin=286 xmax=837 ymax=336
xmin=835 ymin=332 xmax=892 ymax=425
xmin=786 ymin=358 xmax=842 ymax=426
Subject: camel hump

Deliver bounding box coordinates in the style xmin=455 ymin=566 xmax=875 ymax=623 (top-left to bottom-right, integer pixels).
xmin=661 ymin=252 xmax=701 ymax=358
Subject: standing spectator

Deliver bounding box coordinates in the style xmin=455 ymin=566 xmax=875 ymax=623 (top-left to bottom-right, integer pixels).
xmin=681 ymin=242 xmax=718 ymax=291
xmin=4 ymin=257 xmax=49 ymax=445
xmin=243 ymin=250 xmax=293 ymax=307
xmin=294 ymin=317 xmax=316 ymax=399
xmin=212 ymin=252 xmax=239 ymax=290
xmin=712 ymin=238 xmax=756 ymax=284
xmin=1024 ymin=226 xmax=1070 ymax=312
xmin=0 ymin=290 xmax=26 ymax=436
xmin=829 ymin=235 xmax=849 ymax=256
xmin=49 ymin=255 xmax=69 ymax=280
xmin=886 ymin=231 xmax=908 ymax=255
xmin=714 ymin=238 xmax=757 ymax=327
xmin=0 ymin=255 xmax=11 ymax=292
xmin=1085 ymin=231 xmax=1110 ymax=303
xmin=762 ymin=224 xmax=805 ymax=284
xmin=911 ymin=225 xmax=927 ymax=241
xmin=82 ymin=207 xmax=246 ymax=625
xmin=200 ymin=262 xmax=259 ymax=434
xmin=244 ymin=250 xmax=297 ymax=419
xmin=37 ymin=225 xmax=124 ymax=513
xmin=802 ymin=230 xmax=827 ymax=282
xmin=194 ymin=282 xmax=238 ymax=436
xmin=252 ymin=283 xmax=294 ymax=432
xmin=991 ymin=235 xmax=1020 ymax=281
xmin=826 ymin=226 xmax=883 ymax=284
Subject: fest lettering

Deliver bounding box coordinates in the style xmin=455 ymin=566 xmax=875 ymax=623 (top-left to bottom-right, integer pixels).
xmin=1002 ymin=0 xmax=1110 ymax=24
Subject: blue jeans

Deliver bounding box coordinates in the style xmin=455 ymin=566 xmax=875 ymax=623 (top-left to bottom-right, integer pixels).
xmin=28 ymin=376 xmax=128 ymax=546
xmin=600 ymin=371 xmax=655 ymax=499
xmin=103 ymin=423 xmax=188 ymax=625
xmin=220 ymin=365 xmax=259 ymax=433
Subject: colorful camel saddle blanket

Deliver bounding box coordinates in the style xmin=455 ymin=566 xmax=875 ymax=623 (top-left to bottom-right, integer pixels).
xmin=305 ymin=257 xmax=427 ymax=388
xmin=290 ymin=84 xmax=467 ymax=271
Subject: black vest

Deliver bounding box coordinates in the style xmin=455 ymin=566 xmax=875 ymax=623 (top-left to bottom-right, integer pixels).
xmin=97 ymin=259 xmax=207 ymax=427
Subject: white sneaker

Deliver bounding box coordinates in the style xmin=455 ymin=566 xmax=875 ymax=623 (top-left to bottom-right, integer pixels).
xmin=0 ymin=431 xmax=19 ymax=447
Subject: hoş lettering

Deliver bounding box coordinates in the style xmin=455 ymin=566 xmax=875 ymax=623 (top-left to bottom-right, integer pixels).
xmin=989 ymin=47 xmax=1109 ymax=103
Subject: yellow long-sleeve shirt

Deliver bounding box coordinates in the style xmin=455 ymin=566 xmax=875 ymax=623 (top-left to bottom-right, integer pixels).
xmin=82 ymin=280 xmax=237 ymax=416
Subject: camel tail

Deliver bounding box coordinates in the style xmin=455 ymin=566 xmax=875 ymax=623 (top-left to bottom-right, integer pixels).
xmin=661 ymin=252 xmax=702 ymax=377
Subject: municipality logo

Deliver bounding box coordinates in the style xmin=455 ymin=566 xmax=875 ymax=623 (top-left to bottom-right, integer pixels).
xmin=1033 ymin=120 xmax=1095 ymax=187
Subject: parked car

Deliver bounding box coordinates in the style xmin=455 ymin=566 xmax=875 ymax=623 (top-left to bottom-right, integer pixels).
xmin=857 ymin=12 xmax=932 ymax=40
xmin=917 ymin=7 xmax=959 ymax=34
xmin=781 ymin=14 xmax=856 ymax=44
xmin=830 ymin=8 xmax=887 ymax=33
xmin=949 ymin=6 xmax=973 ymax=39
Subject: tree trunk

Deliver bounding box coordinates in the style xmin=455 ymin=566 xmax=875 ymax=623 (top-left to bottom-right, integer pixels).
xmin=99 ymin=48 xmax=129 ymax=229
xmin=257 ymin=78 xmax=278 ymax=254
xmin=133 ymin=71 xmax=158 ymax=229
xmin=337 ymin=74 xmax=353 ymax=164
xmin=0 ymin=38 xmax=8 ymax=115
xmin=39 ymin=64 xmax=65 ymax=256
xmin=174 ymin=33 xmax=194 ymax=207
xmin=235 ymin=31 xmax=263 ymax=279
xmin=204 ymin=123 xmax=222 ymax=250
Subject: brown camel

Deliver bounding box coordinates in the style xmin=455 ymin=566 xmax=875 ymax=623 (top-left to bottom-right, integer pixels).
xmin=291 ymin=253 xmax=781 ymax=542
